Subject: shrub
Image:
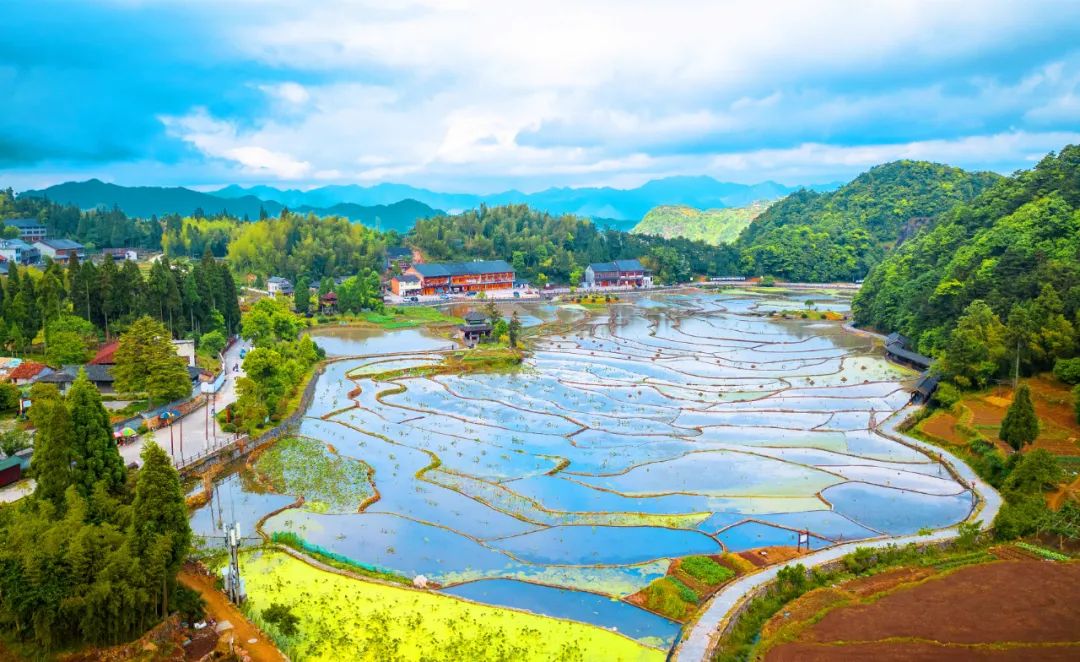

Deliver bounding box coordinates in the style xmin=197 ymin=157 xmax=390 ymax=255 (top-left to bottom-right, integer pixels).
xmin=641 ymin=577 xmax=698 ymax=620
xmin=993 ymin=494 xmax=1050 ymax=540
xmin=1074 ymin=384 xmax=1080 ymax=424
xmin=999 ymin=384 xmax=1039 ymax=451
xmin=933 ymin=381 xmax=962 ymax=409
xmin=0 ymin=383 xmax=20 ymax=413
xmin=262 ymin=602 xmax=300 ymax=637
xmin=679 ymin=556 xmax=735 ymax=585
xmin=172 ymin=584 xmax=206 ymax=622
xmin=1053 ymin=357 xmax=1080 ymax=384
xmin=199 ymin=330 xmax=227 ymax=356
xmin=0 ymin=430 xmax=30 ymax=457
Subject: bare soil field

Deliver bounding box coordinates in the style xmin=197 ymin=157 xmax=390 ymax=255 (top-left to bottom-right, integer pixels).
xmin=917 ymin=376 xmax=1080 ymax=456
xmin=765 ymin=561 xmax=1080 ymax=662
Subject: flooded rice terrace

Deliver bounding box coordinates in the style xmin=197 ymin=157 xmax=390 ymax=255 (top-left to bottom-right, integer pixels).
xmin=192 ymin=290 xmax=973 ymax=651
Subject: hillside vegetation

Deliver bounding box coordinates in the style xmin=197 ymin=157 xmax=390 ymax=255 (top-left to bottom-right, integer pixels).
xmin=631 ymin=202 xmax=768 ymax=244
xmin=853 ymin=146 xmax=1080 ymax=366
xmin=737 ymin=161 xmax=1000 ymax=282
xmin=408 ymin=204 xmax=740 ymax=285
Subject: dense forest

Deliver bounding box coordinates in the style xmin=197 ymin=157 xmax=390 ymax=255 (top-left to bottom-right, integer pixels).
xmin=853 ymin=146 xmax=1080 ymax=381
xmin=736 ymin=161 xmax=1001 ymax=281
xmin=408 ymin=204 xmax=740 ymax=284
xmin=631 ymin=202 xmax=765 ymax=245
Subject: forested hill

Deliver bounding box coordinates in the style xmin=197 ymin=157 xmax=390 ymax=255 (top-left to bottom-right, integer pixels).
xmin=19 ymin=179 xmax=442 ymax=232
xmin=407 ymin=204 xmax=739 ymax=285
xmin=631 ymin=202 xmax=768 ymax=244
xmin=853 ymin=146 xmax=1080 ymax=374
xmin=736 ymin=160 xmax=1001 ymax=282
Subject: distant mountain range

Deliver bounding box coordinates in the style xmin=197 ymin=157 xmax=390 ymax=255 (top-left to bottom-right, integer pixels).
xmin=213 ymin=176 xmax=840 ymax=221
xmin=19 ymin=179 xmax=442 ymax=233
xmin=18 ymin=176 xmax=840 ymax=234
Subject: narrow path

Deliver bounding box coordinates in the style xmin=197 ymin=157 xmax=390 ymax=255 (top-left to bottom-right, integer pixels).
xmin=674 ymin=326 xmax=1004 ymax=662
xmin=179 ymin=567 xmax=287 ymax=662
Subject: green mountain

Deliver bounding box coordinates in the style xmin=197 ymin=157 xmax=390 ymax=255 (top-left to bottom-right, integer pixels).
xmin=631 ymin=202 xmax=769 ymax=244
xmin=18 ymin=179 xmax=442 ymax=232
xmin=853 ymin=145 xmax=1080 ymax=360
xmin=736 ymin=161 xmax=1001 ymax=282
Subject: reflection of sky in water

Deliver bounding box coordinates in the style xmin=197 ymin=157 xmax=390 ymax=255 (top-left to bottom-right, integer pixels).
xmin=200 ymin=291 xmax=968 ymax=651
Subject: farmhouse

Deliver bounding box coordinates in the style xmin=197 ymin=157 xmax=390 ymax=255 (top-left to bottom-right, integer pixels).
xmin=884 ymin=332 xmax=933 ymax=370
xmin=385 ymin=246 xmax=413 ymax=271
xmin=33 ymin=238 xmax=85 ymax=264
xmin=392 ymin=260 xmax=515 ymax=296
xmin=267 ymin=276 xmax=294 ymax=295
xmin=319 ymin=291 xmax=338 ymax=314
xmin=583 ymin=259 xmax=651 ymax=288
xmin=3 ymin=218 xmax=47 ymax=242
xmin=0 ymin=239 xmax=39 ymax=265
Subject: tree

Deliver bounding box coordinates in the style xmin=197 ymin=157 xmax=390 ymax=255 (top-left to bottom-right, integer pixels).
xmin=508 ymin=312 xmax=522 ymax=349
xmin=1073 ymin=384 xmax=1080 ymax=425
xmin=938 ymin=300 xmax=1007 ymax=388
xmin=262 ymin=603 xmax=300 ymax=637
xmin=0 ymin=429 xmax=30 ymax=457
xmin=130 ymin=442 xmax=191 ymax=617
xmin=1003 ymin=449 xmax=1062 ymax=496
xmin=0 ymin=382 xmax=20 ymax=414
xmin=999 ymin=383 xmax=1039 ymax=451
xmin=199 ymin=329 xmax=227 ymax=356
xmin=44 ymin=315 xmax=98 ymax=366
xmin=241 ymin=298 xmax=303 ymax=347
xmin=484 ymin=299 xmax=500 ymax=326
xmin=114 ymin=316 xmax=191 ymax=403
xmin=294 ymin=276 xmax=310 ymax=315
xmin=67 ymin=368 xmax=126 ymax=495
xmin=29 ymin=384 xmax=76 ymax=509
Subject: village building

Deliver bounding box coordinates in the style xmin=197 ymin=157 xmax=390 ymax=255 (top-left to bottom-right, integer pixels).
xmin=391 ymin=260 xmax=515 ymax=296
xmin=583 ymin=259 xmax=651 ymax=288
xmin=267 ymin=276 xmax=294 ymax=295
xmin=33 ymin=238 xmax=85 ymax=264
xmin=3 ymin=218 xmax=47 ymax=242
xmin=0 ymin=239 xmax=39 ymax=265
xmin=0 ymin=452 xmax=32 ymax=488
xmin=99 ymin=247 xmax=142 ymax=261
xmin=385 ymin=246 xmax=413 ymax=271
xmin=884 ymin=332 xmax=933 ymax=370
xmin=460 ymin=310 xmax=493 ymax=346
xmin=319 ymin=291 xmax=338 ymax=314
xmin=6 ymin=360 xmax=49 ymax=386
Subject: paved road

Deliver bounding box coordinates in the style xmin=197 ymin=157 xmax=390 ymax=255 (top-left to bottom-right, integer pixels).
xmin=120 ymin=340 xmax=248 ymax=467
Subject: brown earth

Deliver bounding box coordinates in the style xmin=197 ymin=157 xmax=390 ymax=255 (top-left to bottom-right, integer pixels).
xmin=737 ymin=546 xmax=808 ymax=568
xmin=179 ymin=566 xmax=286 ymax=662
xmin=765 ymin=561 xmax=1080 ymax=662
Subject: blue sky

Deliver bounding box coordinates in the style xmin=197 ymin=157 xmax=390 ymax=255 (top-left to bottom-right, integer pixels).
xmin=3 ymin=0 xmax=1080 ymax=192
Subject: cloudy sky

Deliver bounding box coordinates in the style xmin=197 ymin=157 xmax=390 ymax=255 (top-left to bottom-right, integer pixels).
xmin=3 ymin=0 xmax=1080 ymax=192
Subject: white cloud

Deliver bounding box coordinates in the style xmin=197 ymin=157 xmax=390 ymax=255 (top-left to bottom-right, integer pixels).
xmin=136 ymin=0 xmax=1080 ymax=188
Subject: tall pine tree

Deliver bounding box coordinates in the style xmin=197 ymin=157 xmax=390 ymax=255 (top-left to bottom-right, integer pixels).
xmin=28 ymin=384 xmax=76 ymax=510
xmin=1000 ymin=383 xmax=1040 ymax=451
xmin=130 ymin=442 xmax=191 ymax=617
xmin=67 ymin=368 xmax=127 ymax=495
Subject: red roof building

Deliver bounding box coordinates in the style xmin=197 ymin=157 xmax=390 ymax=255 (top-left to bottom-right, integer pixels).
xmin=7 ymin=361 xmax=47 ymax=384
xmin=89 ymin=340 xmax=120 ymax=365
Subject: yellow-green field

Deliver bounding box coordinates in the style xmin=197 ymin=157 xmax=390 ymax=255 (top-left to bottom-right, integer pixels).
xmin=243 ymin=550 xmax=666 ymax=661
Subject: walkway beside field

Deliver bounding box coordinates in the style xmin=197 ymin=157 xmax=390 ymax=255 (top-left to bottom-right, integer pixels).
xmin=675 ymin=326 xmax=1004 ymax=661
xmin=180 ymin=566 xmax=286 ymax=662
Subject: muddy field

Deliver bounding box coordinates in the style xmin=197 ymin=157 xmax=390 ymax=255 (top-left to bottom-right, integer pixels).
xmin=766 ymin=561 xmax=1080 ymax=661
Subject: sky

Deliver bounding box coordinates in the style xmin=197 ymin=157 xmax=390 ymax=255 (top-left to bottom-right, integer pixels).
xmin=2 ymin=0 xmax=1080 ymax=193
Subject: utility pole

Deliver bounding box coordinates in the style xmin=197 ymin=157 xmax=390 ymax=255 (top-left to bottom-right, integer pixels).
xmin=225 ymin=522 xmax=245 ymax=604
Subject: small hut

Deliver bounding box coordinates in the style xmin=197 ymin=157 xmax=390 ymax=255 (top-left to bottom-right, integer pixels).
xmin=460 ymin=310 xmax=492 ymax=346
xmin=319 ymin=291 xmax=338 ymax=315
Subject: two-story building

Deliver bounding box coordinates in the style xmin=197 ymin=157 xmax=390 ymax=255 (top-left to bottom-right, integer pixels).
xmin=33 ymin=238 xmax=85 ymax=264
xmin=0 ymin=239 xmax=39 ymax=265
xmin=267 ymin=276 xmax=295 ymax=296
xmin=3 ymin=218 xmax=47 ymax=242
xmin=392 ymin=260 xmax=515 ymax=296
xmin=583 ymin=259 xmax=650 ymax=288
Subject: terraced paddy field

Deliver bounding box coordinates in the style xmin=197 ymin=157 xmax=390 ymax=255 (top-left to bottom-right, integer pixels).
xmin=192 ymin=290 xmax=974 ymax=659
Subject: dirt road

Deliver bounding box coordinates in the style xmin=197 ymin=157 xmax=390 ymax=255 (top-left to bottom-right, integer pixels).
xmin=179 ymin=567 xmax=286 ymax=662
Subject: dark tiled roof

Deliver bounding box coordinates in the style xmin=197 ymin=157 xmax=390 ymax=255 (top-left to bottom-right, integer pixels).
xmin=3 ymin=218 xmax=44 ymax=229
xmin=35 ymin=238 xmax=83 ymax=250
xmin=395 ymin=275 xmax=421 ymax=283
xmin=463 ymin=310 xmax=488 ymax=323
xmin=589 ymin=259 xmax=646 ymax=273
xmin=412 ymin=260 xmax=514 ymax=278
xmin=885 ymin=341 xmax=933 ymax=368
xmin=914 ymin=373 xmax=940 ymax=395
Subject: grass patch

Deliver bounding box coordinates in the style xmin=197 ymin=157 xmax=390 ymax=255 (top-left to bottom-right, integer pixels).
xmin=254 ymin=437 xmax=373 ymax=512
xmin=680 ymin=556 xmax=735 ymax=585
xmin=242 ymin=549 xmax=665 ymax=661
xmin=640 ymin=576 xmax=700 ymax=621
xmin=318 ymin=306 xmax=463 ymax=330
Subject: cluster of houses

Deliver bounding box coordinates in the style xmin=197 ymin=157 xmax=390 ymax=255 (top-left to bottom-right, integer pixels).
xmin=0 ymin=219 xmax=86 ymax=271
